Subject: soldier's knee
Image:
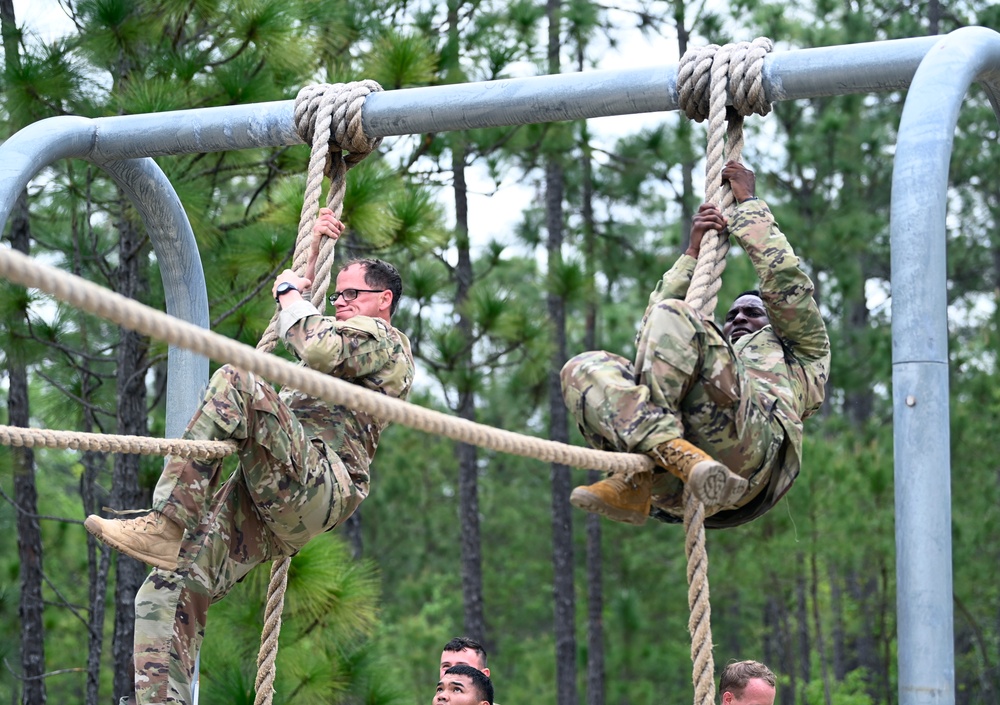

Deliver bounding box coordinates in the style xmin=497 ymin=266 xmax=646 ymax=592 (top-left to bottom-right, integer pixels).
xmin=561 ymin=351 xmax=603 ymax=385
xmin=210 ymin=364 xmax=260 ymax=394
xmin=563 ymin=351 xmax=623 ymax=396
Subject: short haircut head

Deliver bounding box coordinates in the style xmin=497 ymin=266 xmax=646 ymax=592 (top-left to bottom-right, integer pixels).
xmin=343 ymin=258 xmax=402 ymax=316
xmin=443 ymin=665 xmax=494 ymax=704
xmin=734 ymin=289 xmax=762 ymax=301
xmin=720 ymin=660 xmax=776 ymax=696
xmin=442 ymin=636 xmax=488 ymax=667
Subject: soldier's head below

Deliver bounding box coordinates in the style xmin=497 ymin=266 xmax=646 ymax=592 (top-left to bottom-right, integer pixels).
xmin=435 ymin=665 xmax=493 ymax=705
xmin=331 ymin=258 xmax=402 ymax=323
xmin=723 ymin=289 xmax=768 ymax=344
xmin=440 ymin=636 xmax=490 ymax=678
xmin=719 ymin=660 xmax=776 ymax=705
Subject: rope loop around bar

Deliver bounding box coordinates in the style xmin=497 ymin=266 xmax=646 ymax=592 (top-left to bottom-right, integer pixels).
xmin=675 ymin=37 xmax=774 ymax=705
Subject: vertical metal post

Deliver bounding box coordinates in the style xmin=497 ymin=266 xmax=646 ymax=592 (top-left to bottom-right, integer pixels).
xmin=891 ymin=26 xmax=1000 ymax=705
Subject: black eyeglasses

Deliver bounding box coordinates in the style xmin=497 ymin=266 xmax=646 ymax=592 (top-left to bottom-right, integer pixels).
xmin=330 ymin=288 xmax=386 ymax=304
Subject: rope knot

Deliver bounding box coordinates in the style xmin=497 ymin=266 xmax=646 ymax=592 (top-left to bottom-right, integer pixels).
xmin=293 ymin=80 xmax=384 ymax=175
xmin=677 ymin=38 xmax=773 ymax=123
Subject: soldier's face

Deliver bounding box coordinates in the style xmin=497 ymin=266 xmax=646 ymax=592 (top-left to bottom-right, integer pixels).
xmin=433 ymin=674 xmax=487 ymax=705
xmin=723 ymin=294 xmax=768 ymax=343
xmin=440 ymin=649 xmax=489 ymax=678
xmin=333 ymin=264 xmax=392 ymax=321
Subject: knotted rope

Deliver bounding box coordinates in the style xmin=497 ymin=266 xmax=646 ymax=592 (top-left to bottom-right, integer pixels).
xmin=675 ymin=38 xmax=773 ymax=705
xmin=252 ymin=80 xmax=383 ymax=705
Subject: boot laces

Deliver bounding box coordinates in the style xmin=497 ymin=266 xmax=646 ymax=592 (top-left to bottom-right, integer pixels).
xmin=103 ymin=507 xmax=161 ymax=532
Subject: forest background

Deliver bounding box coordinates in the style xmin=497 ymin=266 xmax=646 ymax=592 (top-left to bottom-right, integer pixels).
xmin=1 ymin=1 xmax=999 ymax=704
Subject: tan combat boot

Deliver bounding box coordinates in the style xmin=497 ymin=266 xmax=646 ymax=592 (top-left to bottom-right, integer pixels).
xmin=649 ymin=438 xmax=748 ymax=508
xmin=84 ymin=510 xmax=183 ymax=571
xmin=569 ymin=471 xmax=653 ymax=526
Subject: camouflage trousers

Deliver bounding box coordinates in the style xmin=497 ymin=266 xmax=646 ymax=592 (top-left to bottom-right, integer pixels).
xmin=561 ymin=299 xmax=783 ymax=510
xmin=133 ymin=365 xmax=364 ymax=704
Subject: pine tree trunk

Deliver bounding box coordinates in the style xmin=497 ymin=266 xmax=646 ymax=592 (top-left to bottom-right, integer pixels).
xmin=110 ymin=199 xmax=151 ymax=700
xmin=578 ymin=115 xmax=604 ymax=705
xmin=847 ymin=570 xmax=879 ymax=701
xmin=765 ymin=586 xmax=794 ymax=705
xmin=0 ymin=7 xmax=47 ymax=702
xmin=547 ymin=151 xmax=577 ymax=705
xmin=343 ymin=513 xmax=363 ymax=559
xmin=7 ymin=190 xmax=47 ymax=705
xmin=810 ymin=550 xmax=832 ymax=705
xmin=844 ymin=269 xmax=874 ymax=425
xmin=796 ymin=552 xmax=811 ymax=687
xmin=673 ymin=0 xmax=696 ymax=248
xmin=65 ymin=175 xmax=116 ymax=705
xmin=827 ymin=563 xmax=847 ymax=682
xmin=547 ymin=4 xmax=576 ymax=700
xmin=84 ymin=450 xmax=113 ymax=705
xmin=452 ymin=135 xmax=486 ymax=642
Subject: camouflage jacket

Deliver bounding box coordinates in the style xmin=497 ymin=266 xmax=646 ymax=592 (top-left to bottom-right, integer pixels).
xmin=277 ymin=300 xmax=414 ymax=493
xmin=645 ymin=199 xmax=830 ymax=519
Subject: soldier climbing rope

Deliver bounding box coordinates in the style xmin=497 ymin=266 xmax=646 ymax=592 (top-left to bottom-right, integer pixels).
xmin=0 ymin=37 xmax=814 ymax=705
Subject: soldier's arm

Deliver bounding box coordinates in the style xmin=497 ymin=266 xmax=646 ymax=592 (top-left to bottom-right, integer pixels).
xmin=633 ymin=255 xmax=696 ymax=346
xmin=729 ymin=200 xmax=831 ymax=368
xmin=646 ymin=254 xmax=696 ymax=308
xmin=645 ymin=202 xmax=724 ymax=312
xmin=278 ymin=301 xmax=395 ymax=379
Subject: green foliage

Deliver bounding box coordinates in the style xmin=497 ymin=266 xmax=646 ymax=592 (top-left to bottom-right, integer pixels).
xmin=5 ymin=1 xmax=1000 ymax=704
xmin=199 ymin=535 xmax=389 ymax=704
xmin=363 ymin=30 xmax=439 ymax=90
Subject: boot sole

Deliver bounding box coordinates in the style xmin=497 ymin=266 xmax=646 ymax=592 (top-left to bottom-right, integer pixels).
xmin=569 ymin=487 xmax=649 ymax=526
xmin=688 ymin=461 xmax=748 ymax=508
xmin=84 ymin=516 xmax=179 ymax=572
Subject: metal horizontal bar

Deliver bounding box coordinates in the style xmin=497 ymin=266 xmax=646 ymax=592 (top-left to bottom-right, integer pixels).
xmin=2 ymin=34 xmax=951 ymax=171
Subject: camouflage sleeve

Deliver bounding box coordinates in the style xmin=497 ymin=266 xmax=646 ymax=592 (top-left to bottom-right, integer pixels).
xmin=282 ymin=313 xmax=397 ymax=380
xmin=730 ymin=200 xmax=831 ymax=407
xmin=643 ymin=254 xmax=697 ymax=315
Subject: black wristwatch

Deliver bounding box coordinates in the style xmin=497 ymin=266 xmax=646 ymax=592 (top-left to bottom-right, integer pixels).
xmin=274 ymin=281 xmax=299 ymax=303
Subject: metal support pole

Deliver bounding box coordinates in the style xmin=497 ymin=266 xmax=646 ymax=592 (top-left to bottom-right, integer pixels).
xmin=891 ymin=26 xmax=1000 ymax=705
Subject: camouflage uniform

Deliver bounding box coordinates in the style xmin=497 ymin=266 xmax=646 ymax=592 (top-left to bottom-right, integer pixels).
xmin=133 ymin=301 xmax=414 ymax=704
xmin=562 ymin=199 xmax=829 ymax=527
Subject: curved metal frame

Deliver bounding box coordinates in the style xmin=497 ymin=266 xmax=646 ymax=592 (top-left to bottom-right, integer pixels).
xmin=2 ymin=27 xmax=999 ymax=705
xmin=0 ymin=119 xmax=209 ymax=437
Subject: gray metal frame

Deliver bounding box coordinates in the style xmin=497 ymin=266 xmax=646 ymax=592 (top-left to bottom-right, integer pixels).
xmin=2 ymin=25 xmax=999 ymax=705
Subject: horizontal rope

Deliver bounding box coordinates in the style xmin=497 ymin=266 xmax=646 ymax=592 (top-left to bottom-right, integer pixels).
xmin=0 ymin=246 xmax=655 ymax=474
xmin=0 ymin=424 xmax=237 ymax=458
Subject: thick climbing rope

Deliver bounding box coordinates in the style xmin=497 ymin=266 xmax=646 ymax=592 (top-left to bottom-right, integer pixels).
xmin=0 ymin=425 xmax=236 ymax=457
xmin=676 ymin=38 xmax=773 ymax=705
xmin=253 ymin=80 xmax=383 ymax=705
xmin=0 ymin=249 xmax=660 ymax=466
